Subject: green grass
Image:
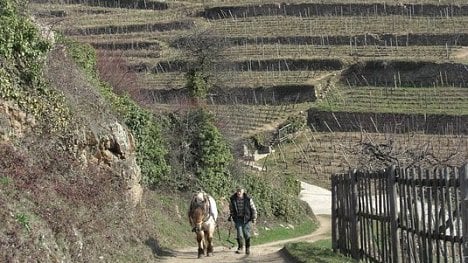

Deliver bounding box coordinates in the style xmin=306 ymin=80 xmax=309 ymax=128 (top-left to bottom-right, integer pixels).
xmin=252 ymin=217 xmax=317 ymax=245
xmin=138 ymin=70 xmax=325 ymax=90
xmin=284 ymin=239 xmax=357 ymax=263
xmin=30 ymin=3 xmax=195 ymax=27
xmin=0 ymin=176 xmax=11 ymax=186
xmin=15 ymin=213 xmax=31 ymax=232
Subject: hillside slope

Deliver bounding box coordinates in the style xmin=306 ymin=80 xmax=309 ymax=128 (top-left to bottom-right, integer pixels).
xmin=0 ymin=39 xmax=166 ymax=261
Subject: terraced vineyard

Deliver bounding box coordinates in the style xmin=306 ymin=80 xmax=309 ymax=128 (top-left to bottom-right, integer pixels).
xmin=30 ymin=0 xmax=468 ymax=183
xmin=137 ymin=70 xmax=327 ymax=89
xmin=316 ymin=86 xmax=468 ymax=115
xmin=208 ymin=103 xmax=302 ymax=140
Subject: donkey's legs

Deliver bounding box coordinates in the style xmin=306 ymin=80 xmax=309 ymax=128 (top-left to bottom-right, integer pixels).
xmin=206 ymin=230 xmax=214 ymax=256
xmin=197 ymin=231 xmax=205 ymax=258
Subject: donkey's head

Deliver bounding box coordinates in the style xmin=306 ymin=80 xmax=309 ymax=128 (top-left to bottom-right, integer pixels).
xmin=189 ymin=192 xmax=210 ymax=232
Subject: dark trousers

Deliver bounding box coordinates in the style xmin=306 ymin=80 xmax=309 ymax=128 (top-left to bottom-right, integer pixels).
xmin=234 ymin=219 xmax=252 ymax=240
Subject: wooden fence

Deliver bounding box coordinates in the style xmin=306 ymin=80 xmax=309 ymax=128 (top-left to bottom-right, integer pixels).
xmin=331 ymin=164 xmax=468 ymax=263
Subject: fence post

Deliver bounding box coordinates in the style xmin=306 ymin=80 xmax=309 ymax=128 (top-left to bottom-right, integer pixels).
xmin=460 ymin=164 xmax=468 ymax=263
xmin=388 ymin=165 xmax=401 ymax=263
xmin=350 ymin=169 xmax=360 ymax=260
xmin=331 ymin=175 xmax=337 ymax=252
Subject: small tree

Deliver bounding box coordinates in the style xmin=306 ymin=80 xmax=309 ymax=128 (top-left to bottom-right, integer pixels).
xmin=176 ymin=29 xmax=224 ymax=101
xmin=191 ymin=109 xmax=233 ymax=197
xmin=186 ymin=68 xmax=209 ymax=99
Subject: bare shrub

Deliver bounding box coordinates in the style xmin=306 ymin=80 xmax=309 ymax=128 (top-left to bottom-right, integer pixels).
xmin=96 ymin=50 xmax=145 ymax=103
xmin=340 ymin=131 xmax=467 ymax=171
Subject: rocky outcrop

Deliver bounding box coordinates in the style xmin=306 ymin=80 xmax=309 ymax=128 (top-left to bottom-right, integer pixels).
xmin=72 ymin=121 xmax=143 ymax=206
xmin=0 ymin=98 xmax=143 ymax=206
xmin=0 ymin=100 xmax=36 ymax=141
xmin=42 ymin=45 xmax=144 ymax=207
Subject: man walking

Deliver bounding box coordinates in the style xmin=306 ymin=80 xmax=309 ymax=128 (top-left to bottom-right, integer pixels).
xmin=229 ymin=186 xmax=257 ymax=255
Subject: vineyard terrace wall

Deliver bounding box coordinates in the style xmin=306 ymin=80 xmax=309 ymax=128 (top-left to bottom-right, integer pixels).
xmin=31 ymin=0 xmax=168 ymax=10
xmin=201 ymin=3 xmax=468 ymax=19
xmin=89 ymin=41 xmax=161 ymax=51
xmin=130 ymin=58 xmax=344 ymax=73
xmin=171 ymin=33 xmax=468 ymax=48
xmin=307 ymin=109 xmax=468 ymax=134
xmin=141 ymin=84 xmax=316 ymax=105
xmin=65 ymin=20 xmax=195 ymax=36
xmin=341 ymin=60 xmax=468 ymax=87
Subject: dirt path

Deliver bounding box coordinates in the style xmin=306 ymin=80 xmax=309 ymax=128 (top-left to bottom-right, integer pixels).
xmin=159 ymin=215 xmax=330 ymax=263
xmin=159 ymin=182 xmax=332 ymax=262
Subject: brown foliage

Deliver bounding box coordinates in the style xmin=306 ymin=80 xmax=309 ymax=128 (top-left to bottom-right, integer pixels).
xmin=96 ymin=50 xmax=145 ymax=103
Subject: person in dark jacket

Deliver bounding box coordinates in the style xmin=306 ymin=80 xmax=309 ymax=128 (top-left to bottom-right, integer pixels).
xmin=229 ymin=186 xmax=258 ymax=254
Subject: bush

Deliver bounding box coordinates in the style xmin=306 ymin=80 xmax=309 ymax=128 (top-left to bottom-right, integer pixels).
xmin=163 ymin=108 xmax=237 ymax=195
xmin=279 ymin=113 xmax=307 ymax=135
xmin=0 ymin=0 xmax=70 ymax=132
xmin=241 ymin=172 xmax=306 ymax=222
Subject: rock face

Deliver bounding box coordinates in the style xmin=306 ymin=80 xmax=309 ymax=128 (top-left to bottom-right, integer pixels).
xmin=44 ymin=43 xmax=145 ymax=206
xmin=0 ymin=99 xmax=143 ymax=205
xmin=0 ymin=100 xmax=36 ymax=141
xmin=94 ymin=122 xmax=142 ymax=206
xmin=71 ymin=122 xmax=143 ymax=206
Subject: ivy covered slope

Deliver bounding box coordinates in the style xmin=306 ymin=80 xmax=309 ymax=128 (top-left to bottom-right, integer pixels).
xmin=0 ymin=0 xmax=313 ymax=261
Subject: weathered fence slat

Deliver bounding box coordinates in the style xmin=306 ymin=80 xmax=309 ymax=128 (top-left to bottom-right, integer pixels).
xmin=439 ymin=168 xmax=448 ymax=263
xmin=419 ymin=167 xmax=428 ymax=263
xmin=332 ymin=164 xmax=468 ymax=263
xmin=410 ymin=168 xmax=420 ymax=263
xmin=350 ymin=170 xmax=360 ymax=259
xmin=388 ymin=165 xmax=400 ymax=263
xmin=358 ymin=173 xmax=366 ymax=260
xmin=332 ymin=175 xmax=337 ymax=252
xmin=446 ymin=168 xmax=455 ymax=263
xmin=364 ymin=173 xmax=372 ymax=262
xmin=454 ymin=166 xmax=462 ymax=263
xmin=398 ymin=168 xmax=407 ymax=263
xmin=427 ymin=169 xmax=434 ymax=263
xmin=434 ymin=168 xmax=441 ymax=263
xmin=368 ymin=172 xmax=377 ymax=260
xmin=460 ymin=164 xmax=468 ymax=263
